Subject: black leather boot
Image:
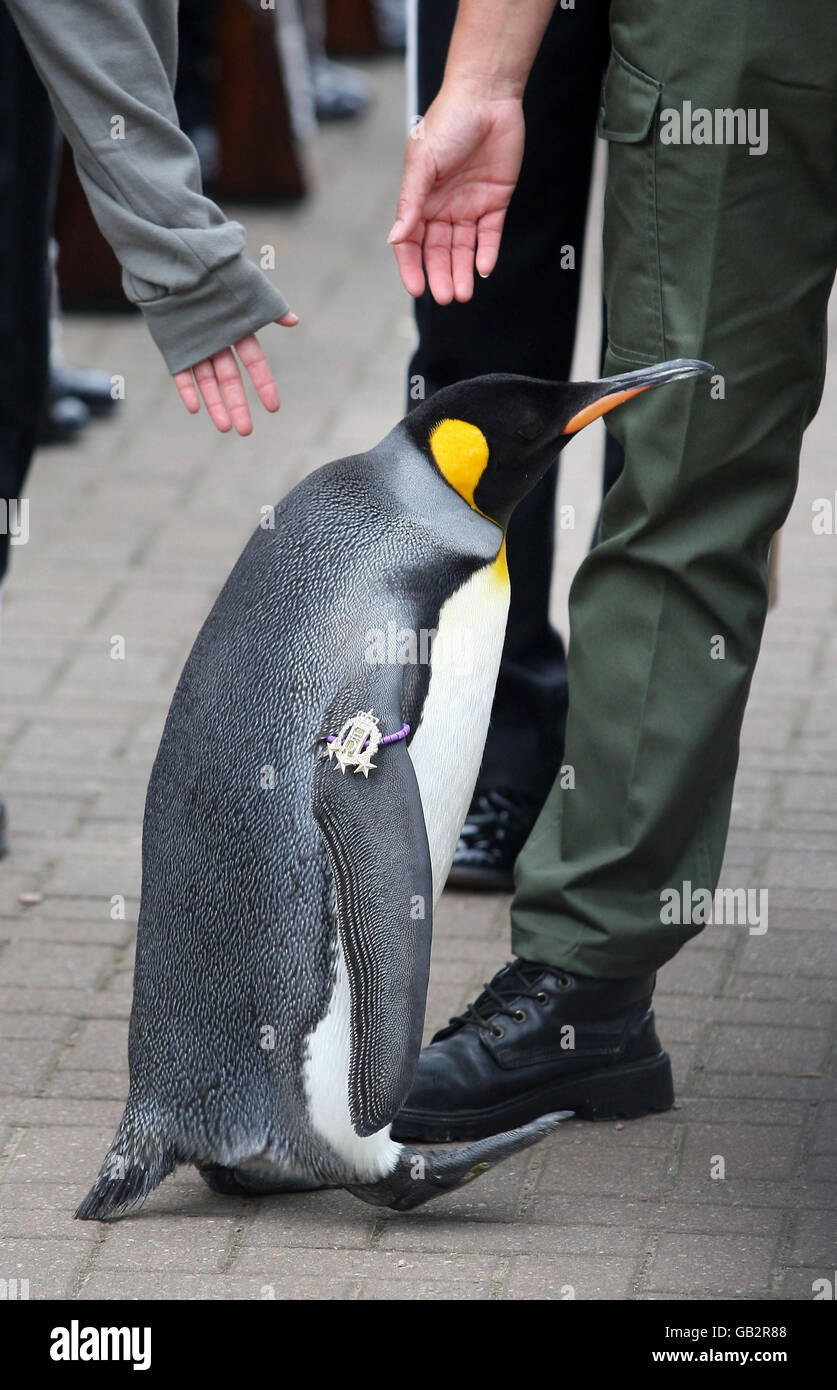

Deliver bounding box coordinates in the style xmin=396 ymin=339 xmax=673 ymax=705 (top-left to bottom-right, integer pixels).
xmin=446 ymin=790 xmax=540 ymax=892
xmin=392 ymin=959 xmax=674 ymax=1141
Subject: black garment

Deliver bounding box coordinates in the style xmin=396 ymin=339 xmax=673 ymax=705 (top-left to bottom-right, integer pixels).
xmin=409 ymin=0 xmax=616 ymax=806
xmin=0 ymin=2 xmax=56 ymax=584
xmin=174 ymin=0 xmax=216 ymax=138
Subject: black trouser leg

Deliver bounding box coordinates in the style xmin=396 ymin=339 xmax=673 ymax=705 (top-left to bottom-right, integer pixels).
xmin=0 ymin=2 xmax=56 ymax=585
xmin=408 ymin=0 xmax=612 ymax=805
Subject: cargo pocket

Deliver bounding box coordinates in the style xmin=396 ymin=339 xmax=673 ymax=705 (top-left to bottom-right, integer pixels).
xmin=598 ymin=49 xmax=664 ymax=364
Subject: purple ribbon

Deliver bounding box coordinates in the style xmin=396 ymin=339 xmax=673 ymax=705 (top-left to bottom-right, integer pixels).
xmin=327 ymin=721 xmax=410 ymax=750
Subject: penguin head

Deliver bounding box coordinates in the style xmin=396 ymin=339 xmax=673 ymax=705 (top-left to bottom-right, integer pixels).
xmin=405 ymin=358 xmax=712 ymax=529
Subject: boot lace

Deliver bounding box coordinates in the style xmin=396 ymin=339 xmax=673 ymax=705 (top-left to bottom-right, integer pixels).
xmin=447 ymin=960 xmax=570 ymax=1037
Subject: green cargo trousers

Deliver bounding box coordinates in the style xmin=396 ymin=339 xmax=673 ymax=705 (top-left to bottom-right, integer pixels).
xmin=511 ymin=0 xmax=837 ymax=977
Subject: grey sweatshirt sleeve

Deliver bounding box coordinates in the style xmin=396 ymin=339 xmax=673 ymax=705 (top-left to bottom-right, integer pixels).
xmin=6 ymin=0 xmax=290 ymax=373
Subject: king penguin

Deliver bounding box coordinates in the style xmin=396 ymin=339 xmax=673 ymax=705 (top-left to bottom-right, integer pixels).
xmin=77 ymin=357 xmax=710 ymax=1220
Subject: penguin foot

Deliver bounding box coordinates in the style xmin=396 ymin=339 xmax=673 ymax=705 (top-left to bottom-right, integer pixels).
xmin=198 ymin=1164 xmax=329 ymax=1197
xmin=346 ymin=1110 xmax=572 ymax=1211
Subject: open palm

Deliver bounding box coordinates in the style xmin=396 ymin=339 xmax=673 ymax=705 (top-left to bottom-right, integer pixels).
xmin=389 ymin=93 xmax=525 ymax=305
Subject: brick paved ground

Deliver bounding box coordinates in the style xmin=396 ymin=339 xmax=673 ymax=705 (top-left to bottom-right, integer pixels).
xmin=1 ymin=57 xmax=835 ymax=1302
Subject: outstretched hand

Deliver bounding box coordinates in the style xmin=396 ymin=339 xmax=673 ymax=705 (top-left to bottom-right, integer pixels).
xmin=388 ymin=90 xmax=525 ymax=305
xmin=173 ymin=310 xmax=299 ymax=434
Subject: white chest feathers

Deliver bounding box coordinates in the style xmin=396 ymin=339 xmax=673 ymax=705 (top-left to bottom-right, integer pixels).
xmin=408 ymin=558 xmax=510 ymax=900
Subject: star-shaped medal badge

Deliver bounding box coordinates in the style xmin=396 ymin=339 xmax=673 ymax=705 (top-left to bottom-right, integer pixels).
xmin=327 ymin=709 xmax=383 ymax=777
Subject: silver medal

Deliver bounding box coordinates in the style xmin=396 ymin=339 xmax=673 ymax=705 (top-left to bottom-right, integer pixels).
xmin=326 ymin=709 xmax=382 ymax=777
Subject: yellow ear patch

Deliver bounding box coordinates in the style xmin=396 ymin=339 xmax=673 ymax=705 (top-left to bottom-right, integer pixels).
xmin=429 ymin=418 xmax=489 ymax=508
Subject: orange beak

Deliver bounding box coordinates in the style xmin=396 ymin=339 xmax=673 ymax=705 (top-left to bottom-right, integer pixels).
xmin=559 ymin=358 xmax=715 ymax=436
xmin=562 ymin=386 xmax=647 ymax=435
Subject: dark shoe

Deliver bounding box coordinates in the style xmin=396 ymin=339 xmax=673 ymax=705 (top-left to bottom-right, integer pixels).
xmin=50 ymin=365 xmax=119 ymax=418
xmin=311 ymin=57 xmax=370 ymax=121
xmin=446 ymin=789 xmax=538 ymax=892
xmin=373 ymin=0 xmax=407 ymax=51
xmin=38 ymin=392 xmax=90 ymax=446
xmin=391 ymin=959 xmax=674 ymax=1141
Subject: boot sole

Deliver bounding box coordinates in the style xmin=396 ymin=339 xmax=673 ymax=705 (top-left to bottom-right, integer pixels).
xmin=445 ymin=865 xmax=515 ymax=892
xmin=391 ymin=1051 xmax=674 ymax=1142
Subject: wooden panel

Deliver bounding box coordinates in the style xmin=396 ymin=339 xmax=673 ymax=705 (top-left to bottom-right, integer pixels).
xmin=53 ymin=144 xmax=128 ymax=313
xmin=213 ymin=0 xmax=307 ymax=200
xmin=326 ymin=0 xmax=382 ymax=55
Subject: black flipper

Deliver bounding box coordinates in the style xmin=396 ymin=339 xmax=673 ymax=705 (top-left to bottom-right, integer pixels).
xmin=348 ymin=1111 xmax=573 ymax=1210
xmin=312 ymin=699 xmax=433 ymax=1139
